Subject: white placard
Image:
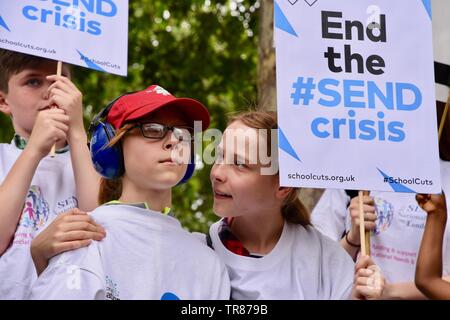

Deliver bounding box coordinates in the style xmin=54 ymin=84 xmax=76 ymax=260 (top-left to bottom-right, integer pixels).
xmin=275 ymin=0 xmax=441 ymax=193
xmin=0 ymin=0 xmax=128 ymax=76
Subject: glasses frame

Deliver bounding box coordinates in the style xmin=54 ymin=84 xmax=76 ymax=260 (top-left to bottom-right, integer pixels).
xmin=130 ymin=122 xmax=195 ymax=142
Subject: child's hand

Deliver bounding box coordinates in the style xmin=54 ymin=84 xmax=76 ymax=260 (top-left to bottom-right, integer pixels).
xmin=416 ymin=193 xmax=447 ymax=217
xmin=30 ymin=208 xmax=106 ymax=275
xmin=46 ymin=75 xmax=84 ymax=141
xmin=353 ymin=255 xmax=385 ymax=300
xmin=27 ymin=108 xmax=69 ymax=158
xmin=347 ymin=195 xmax=377 ymax=246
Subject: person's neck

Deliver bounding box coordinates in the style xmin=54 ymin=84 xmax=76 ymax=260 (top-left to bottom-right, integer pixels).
xmin=230 ymin=208 xmax=284 ymax=255
xmin=119 ymin=179 xmax=172 ymax=213
xmin=15 ymin=130 xmax=67 ymax=150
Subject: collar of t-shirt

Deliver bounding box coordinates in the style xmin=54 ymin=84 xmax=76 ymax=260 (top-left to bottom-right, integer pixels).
xmin=13 ymin=133 xmax=70 ymax=154
xmin=105 ymin=200 xmax=174 ymax=217
xmin=218 ymin=217 xmax=263 ymax=259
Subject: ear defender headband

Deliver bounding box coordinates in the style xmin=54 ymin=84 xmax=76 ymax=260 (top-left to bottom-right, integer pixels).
xmin=89 ymin=94 xmax=197 ymax=184
xmin=89 ymin=93 xmax=130 ymax=180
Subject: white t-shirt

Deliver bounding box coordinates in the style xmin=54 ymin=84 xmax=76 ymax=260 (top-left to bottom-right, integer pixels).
xmin=311 ymin=189 xmax=351 ymax=241
xmin=209 ymin=220 xmax=354 ymax=300
xmin=0 ymin=143 xmax=77 ymax=300
xmin=29 ymin=204 xmax=230 ymax=300
xmin=312 ymin=160 xmax=450 ymax=282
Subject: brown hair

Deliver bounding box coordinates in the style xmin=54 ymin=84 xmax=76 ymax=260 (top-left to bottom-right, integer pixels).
xmin=228 ymin=111 xmax=311 ymax=226
xmin=97 ymin=123 xmax=135 ymax=205
xmin=0 ymin=49 xmax=68 ymax=93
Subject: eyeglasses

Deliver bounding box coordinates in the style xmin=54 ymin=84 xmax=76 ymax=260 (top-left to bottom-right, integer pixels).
xmin=131 ymin=122 xmax=194 ymax=142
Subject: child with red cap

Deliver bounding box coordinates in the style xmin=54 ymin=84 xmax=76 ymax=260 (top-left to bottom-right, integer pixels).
xmin=29 ymin=85 xmax=230 ymax=300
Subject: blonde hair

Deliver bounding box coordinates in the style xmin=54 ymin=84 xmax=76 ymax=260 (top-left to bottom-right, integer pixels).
xmin=228 ymin=111 xmax=311 ymax=226
xmin=97 ymin=123 xmax=134 ymax=205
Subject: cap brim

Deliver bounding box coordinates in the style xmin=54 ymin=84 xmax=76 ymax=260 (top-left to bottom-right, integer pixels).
xmin=125 ymin=98 xmax=210 ymax=131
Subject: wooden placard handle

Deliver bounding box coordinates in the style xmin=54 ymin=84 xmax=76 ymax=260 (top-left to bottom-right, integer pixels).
xmin=49 ymin=61 xmax=63 ymax=158
xmin=358 ymin=190 xmax=371 ymax=256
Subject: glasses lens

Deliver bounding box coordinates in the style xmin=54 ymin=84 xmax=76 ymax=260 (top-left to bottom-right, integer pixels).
xmin=141 ymin=123 xmax=165 ymax=138
xmin=173 ymin=127 xmax=194 ymax=142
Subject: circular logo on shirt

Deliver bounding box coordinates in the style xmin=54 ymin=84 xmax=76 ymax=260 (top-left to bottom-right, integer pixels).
xmin=19 ymin=185 xmax=50 ymax=231
xmin=374 ymin=198 xmax=394 ymax=235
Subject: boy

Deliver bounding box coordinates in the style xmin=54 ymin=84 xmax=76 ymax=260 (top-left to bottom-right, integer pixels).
xmin=0 ymin=50 xmax=104 ymax=299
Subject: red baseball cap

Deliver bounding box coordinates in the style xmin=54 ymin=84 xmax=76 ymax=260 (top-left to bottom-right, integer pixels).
xmin=106 ymin=85 xmax=210 ymax=130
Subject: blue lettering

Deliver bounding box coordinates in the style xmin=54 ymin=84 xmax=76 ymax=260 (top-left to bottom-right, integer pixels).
xmin=22 ymin=2 xmax=104 ymax=36
xmin=332 ymin=118 xmax=346 ymax=138
xmin=41 ymin=9 xmax=54 ymax=23
xmin=63 ymin=15 xmax=77 ymax=29
xmin=368 ymin=81 xmax=394 ymax=110
xmin=377 ymin=112 xmax=386 ymax=141
xmin=396 ymin=83 xmax=422 ymax=111
xmin=358 ymin=120 xmax=376 ymax=140
xmin=311 ymin=118 xmax=330 ymax=138
xmin=388 ymin=122 xmax=405 ymax=142
xmin=343 ymin=80 xmax=365 ymax=108
xmin=348 ymin=110 xmax=356 ymax=139
xmin=318 ymin=78 xmax=341 ymax=107
xmin=97 ymin=0 xmax=117 ymax=17
xmin=76 ymin=0 xmax=95 ymax=13
xmin=52 ymin=0 xmax=71 ymax=7
xmin=87 ymin=20 xmax=102 ymax=35
xmin=52 ymin=0 xmax=94 ymax=13
xmin=22 ymin=6 xmax=39 ymax=21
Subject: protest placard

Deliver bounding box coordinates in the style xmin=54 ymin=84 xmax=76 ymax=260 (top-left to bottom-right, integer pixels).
xmin=275 ymin=0 xmax=440 ymax=193
xmin=0 ymin=0 xmax=128 ymax=76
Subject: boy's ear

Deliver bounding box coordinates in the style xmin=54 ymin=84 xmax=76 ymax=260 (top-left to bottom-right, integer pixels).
xmin=276 ymin=186 xmax=292 ymax=201
xmin=0 ymin=91 xmax=11 ymax=116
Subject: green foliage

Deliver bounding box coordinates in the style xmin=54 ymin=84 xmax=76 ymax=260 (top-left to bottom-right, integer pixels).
xmin=0 ymin=0 xmax=260 ymax=233
xmin=0 ymin=116 xmax=11 ymax=142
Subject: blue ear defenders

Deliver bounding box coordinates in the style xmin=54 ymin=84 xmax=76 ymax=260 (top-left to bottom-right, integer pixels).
xmin=89 ymin=93 xmax=128 ymax=180
xmin=89 ymin=94 xmax=196 ymax=184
